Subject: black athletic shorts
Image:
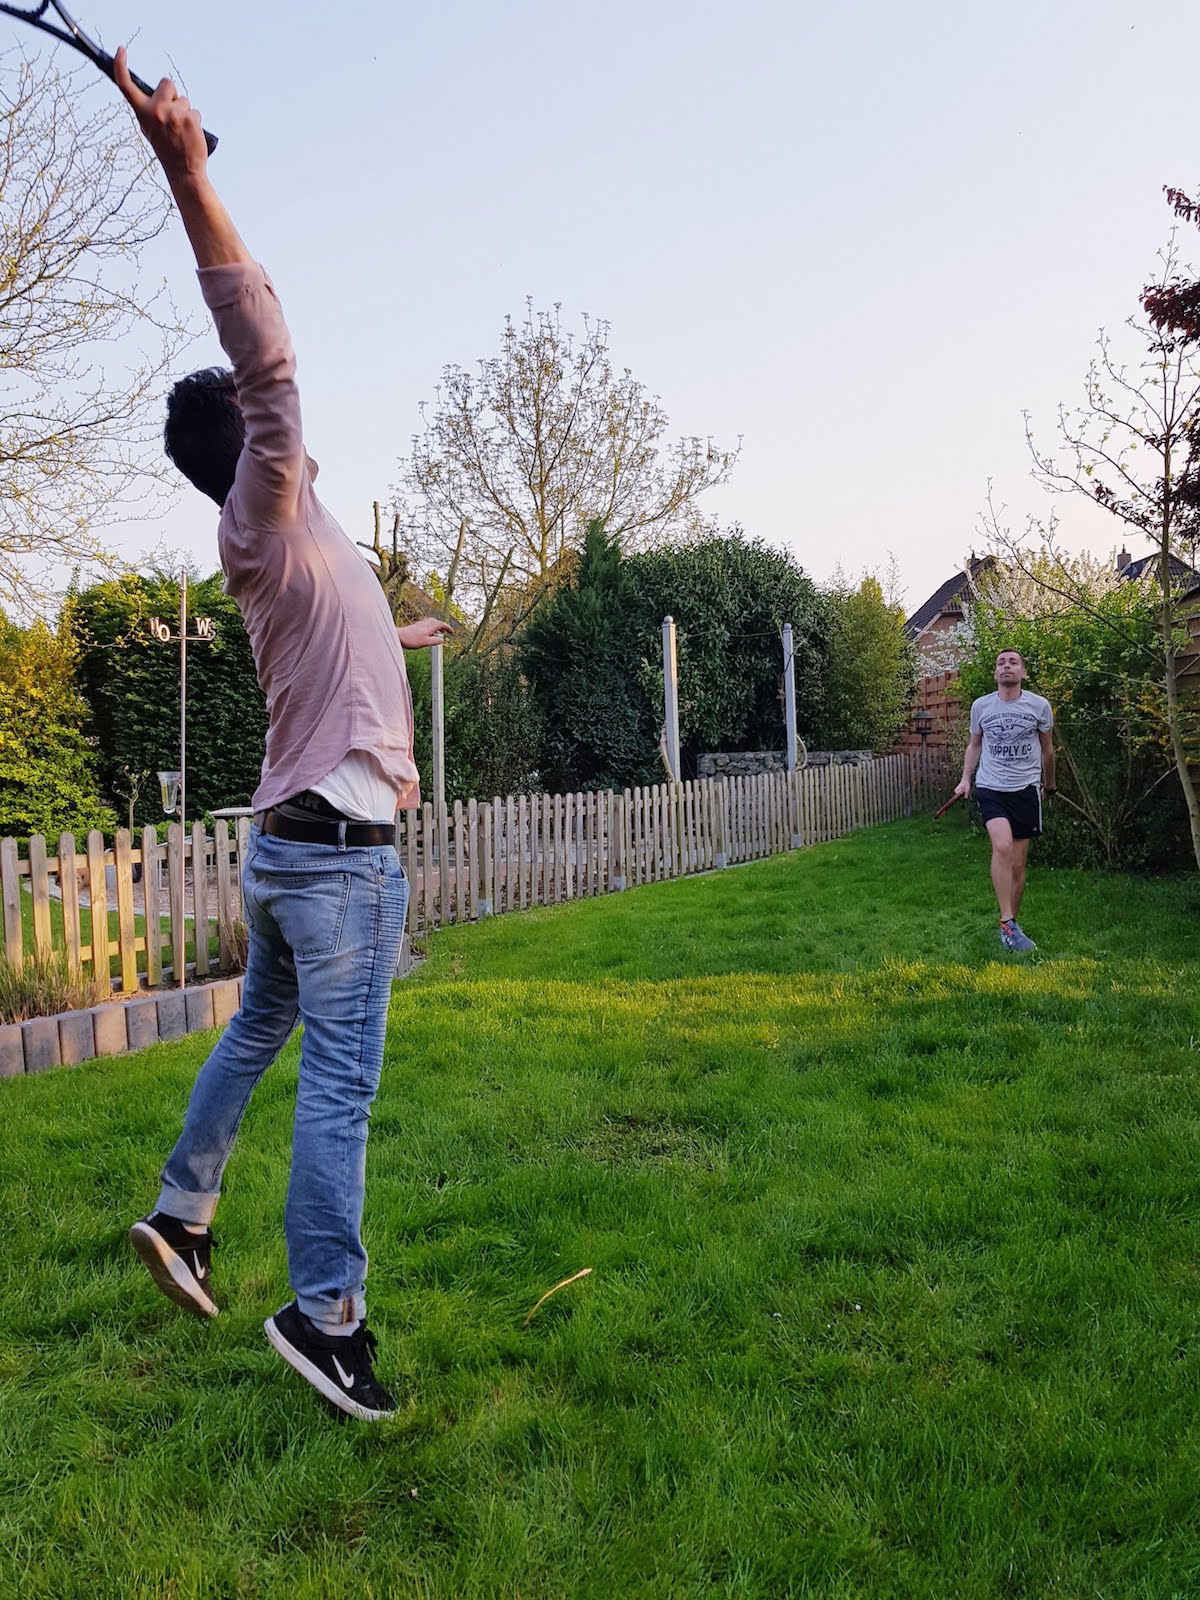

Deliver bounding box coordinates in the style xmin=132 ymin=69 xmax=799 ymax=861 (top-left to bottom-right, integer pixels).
xmin=974 ymin=784 xmax=1042 ymax=840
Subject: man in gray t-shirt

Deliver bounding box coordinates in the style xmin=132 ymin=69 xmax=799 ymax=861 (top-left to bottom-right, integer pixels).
xmin=953 ymin=648 xmax=1055 ymax=952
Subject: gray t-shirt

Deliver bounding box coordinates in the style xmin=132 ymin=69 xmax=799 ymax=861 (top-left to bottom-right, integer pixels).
xmin=970 ymin=690 xmax=1053 ymax=791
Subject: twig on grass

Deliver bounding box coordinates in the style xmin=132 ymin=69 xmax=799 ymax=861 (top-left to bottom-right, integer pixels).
xmin=521 ymin=1267 xmax=593 ymax=1329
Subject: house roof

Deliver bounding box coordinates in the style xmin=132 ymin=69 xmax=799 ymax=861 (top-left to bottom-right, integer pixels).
xmin=1119 ymin=552 xmax=1200 ymax=597
xmin=905 ymin=556 xmax=995 ymax=639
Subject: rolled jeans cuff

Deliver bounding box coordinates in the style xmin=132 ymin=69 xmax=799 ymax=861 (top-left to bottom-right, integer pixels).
xmin=155 ymin=1182 xmax=220 ymax=1226
xmin=297 ymin=1291 xmax=366 ymax=1328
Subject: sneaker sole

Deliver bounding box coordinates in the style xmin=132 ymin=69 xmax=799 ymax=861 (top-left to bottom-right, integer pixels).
xmin=263 ymin=1315 xmax=394 ymax=1422
xmin=129 ymin=1222 xmax=219 ymax=1318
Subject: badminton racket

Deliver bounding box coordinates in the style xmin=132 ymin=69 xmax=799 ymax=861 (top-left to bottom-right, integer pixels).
xmin=0 ymin=1 xmax=218 ymax=153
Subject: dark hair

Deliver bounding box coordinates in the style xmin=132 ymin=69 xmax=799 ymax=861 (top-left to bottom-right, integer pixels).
xmin=995 ymin=647 xmax=1025 ymax=665
xmin=164 ymin=367 xmax=244 ymax=506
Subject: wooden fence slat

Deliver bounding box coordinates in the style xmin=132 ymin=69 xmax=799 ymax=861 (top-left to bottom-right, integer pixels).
xmin=418 ymin=802 xmax=431 ymax=930
xmin=58 ymin=833 xmax=82 ymax=976
xmin=215 ymin=820 xmax=233 ymax=970
xmin=650 ymin=786 xmax=660 ymax=882
xmin=537 ymin=793 xmax=548 ymax=906
xmin=404 ymin=808 xmax=419 ymax=931
xmin=86 ymin=830 xmax=110 ymax=995
xmin=582 ymin=790 xmax=592 ymax=895
xmin=114 ymin=829 xmax=138 ymax=993
xmin=570 ymin=792 xmax=579 ymax=899
xmin=166 ymin=823 xmax=185 ymax=985
xmin=616 ymin=788 xmax=627 ymax=890
xmin=142 ymin=826 xmax=162 ymax=988
xmin=434 ymin=800 xmax=447 ymax=928
xmin=28 ymin=835 xmax=52 ymax=956
xmin=191 ymin=821 xmax=210 ymax=978
xmin=462 ymin=798 xmax=473 ymax=921
xmin=1 ymin=837 xmax=22 ymax=970
xmin=236 ymin=816 xmax=252 ymax=924
xmin=630 ymin=787 xmax=640 ymax=885
xmin=502 ymin=795 xmax=513 ymax=914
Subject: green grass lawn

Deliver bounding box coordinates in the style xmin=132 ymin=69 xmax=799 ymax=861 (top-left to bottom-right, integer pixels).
xmin=1 ymin=815 xmax=1198 ymax=1599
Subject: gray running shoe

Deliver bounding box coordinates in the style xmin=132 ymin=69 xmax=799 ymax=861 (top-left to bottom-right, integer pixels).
xmin=1000 ymin=920 xmax=1036 ymax=952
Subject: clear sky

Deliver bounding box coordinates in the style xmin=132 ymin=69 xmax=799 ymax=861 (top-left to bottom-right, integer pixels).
xmin=7 ymin=0 xmax=1200 ymax=615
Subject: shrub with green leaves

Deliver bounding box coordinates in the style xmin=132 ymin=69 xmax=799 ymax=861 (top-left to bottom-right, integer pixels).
xmin=66 ymin=571 xmax=267 ymax=828
xmin=518 ymin=525 xmax=827 ymax=790
xmin=0 ymin=617 xmax=115 ymax=839
xmin=816 ymin=573 xmax=916 ymax=752
xmin=518 ymin=522 xmax=659 ymax=792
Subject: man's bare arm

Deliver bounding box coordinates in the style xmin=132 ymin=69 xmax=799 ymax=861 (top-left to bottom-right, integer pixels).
xmin=113 ymin=48 xmax=251 ymax=270
xmin=954 ymin=732 xmax=982 ymax=799
xmin=1039 ymin=728 xmax=1056 ymax=793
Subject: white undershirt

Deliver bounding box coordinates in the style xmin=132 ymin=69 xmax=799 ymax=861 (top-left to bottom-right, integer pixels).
xmin=311 ymin=749 xmax=397 ymax=822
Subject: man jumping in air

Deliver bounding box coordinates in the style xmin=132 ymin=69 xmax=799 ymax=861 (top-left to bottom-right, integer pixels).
xmin=114 ymin=53 xmax=451 ymax=1420
xmin=953 ymin=649 xmax=1055 ymax=953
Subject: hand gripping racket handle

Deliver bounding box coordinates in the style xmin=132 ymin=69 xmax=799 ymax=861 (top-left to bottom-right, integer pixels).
xmin=934 ymin=792 xmax=963 ymax=819
xmin=101 ymin=54 xmax=219 ymax=154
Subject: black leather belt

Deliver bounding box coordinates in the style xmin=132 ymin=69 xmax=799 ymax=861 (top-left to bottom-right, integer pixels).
xmin=257 ymin=809 xmax=395 ymax=847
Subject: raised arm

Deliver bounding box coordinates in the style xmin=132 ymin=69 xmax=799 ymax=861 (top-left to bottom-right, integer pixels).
xmin=113 ymin=50 xmax=304 ymax=527
xmin=113 ymin=50 xmax=250 ymax=268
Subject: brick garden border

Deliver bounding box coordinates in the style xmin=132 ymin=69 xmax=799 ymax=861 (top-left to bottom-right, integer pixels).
xmin=0 ymin=933 xmax=414 ymax=1080
xmin=0 ymin=976 xmax=244 ymax=1078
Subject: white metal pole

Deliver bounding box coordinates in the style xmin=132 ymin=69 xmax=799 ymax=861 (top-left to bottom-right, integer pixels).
xmin=783 ymin=622 xmax=798 ymax=772
xmin=662 ymin=615 xmax=680 ymax=783
xmin=431 ymin=639 xmax=445 ymax=815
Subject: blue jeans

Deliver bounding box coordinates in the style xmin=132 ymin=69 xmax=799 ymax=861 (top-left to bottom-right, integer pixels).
xmin=157 ymin=825 xmax=409 ymax=1326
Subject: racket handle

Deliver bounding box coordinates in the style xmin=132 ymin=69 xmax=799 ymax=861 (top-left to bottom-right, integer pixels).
xmin=105 ymin=55 xmax=219 ymax=155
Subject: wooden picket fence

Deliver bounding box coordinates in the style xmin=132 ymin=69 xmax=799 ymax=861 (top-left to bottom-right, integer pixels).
xmin=0 ymin=753 xmax=923 ymax=995
xmin=0 ymin=818 xmax=251 ymax=996
xmin=398 ymin=754 xmax=915 ymax=931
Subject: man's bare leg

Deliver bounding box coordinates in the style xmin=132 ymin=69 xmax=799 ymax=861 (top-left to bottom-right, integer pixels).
xmin=985 ymin=817 xmax=1017 ymax=922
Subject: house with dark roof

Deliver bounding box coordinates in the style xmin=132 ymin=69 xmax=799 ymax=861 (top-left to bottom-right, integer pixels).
xmin=904 ymin=556 xmax=994 ymax=669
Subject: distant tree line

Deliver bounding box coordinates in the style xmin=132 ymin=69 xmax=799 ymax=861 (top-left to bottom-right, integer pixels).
xmin=0 ymin=533 xmax=915 ymax=838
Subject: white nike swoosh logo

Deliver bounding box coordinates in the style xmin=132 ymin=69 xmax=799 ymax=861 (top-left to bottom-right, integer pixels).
xmin=191 ymin=1253 xmax=204 ymax=1279
xmin=332 ymin=1354 xmax=355 ymax=1390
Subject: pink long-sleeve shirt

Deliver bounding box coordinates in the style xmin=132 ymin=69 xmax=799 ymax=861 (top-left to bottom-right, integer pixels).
xmin=199 ymin=263 xmax=419 ymax=815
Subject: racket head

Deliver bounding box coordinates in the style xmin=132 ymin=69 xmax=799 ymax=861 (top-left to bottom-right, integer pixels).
xmin=0 ymin=0 xmax=218 ymax=152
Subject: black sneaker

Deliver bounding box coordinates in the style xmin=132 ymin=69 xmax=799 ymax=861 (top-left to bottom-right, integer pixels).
xmin=264 ymin=1301 xmax=397 ymax=1421
xmin=129 ymin=1211 xmax=219 ymax=1318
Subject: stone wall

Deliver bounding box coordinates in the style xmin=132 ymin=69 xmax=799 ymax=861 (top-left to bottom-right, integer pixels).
xmin=697 ymin=749 xmax=874 ymax=778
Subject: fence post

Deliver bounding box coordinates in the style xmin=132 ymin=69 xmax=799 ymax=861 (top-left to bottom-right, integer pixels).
xmin=662 ymin=615 xmax=681 ymax=782
xmin=431 ymin=640 xmax=445 ymax=817
xmin=783 ymin=622 xmax=798 ymax=775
